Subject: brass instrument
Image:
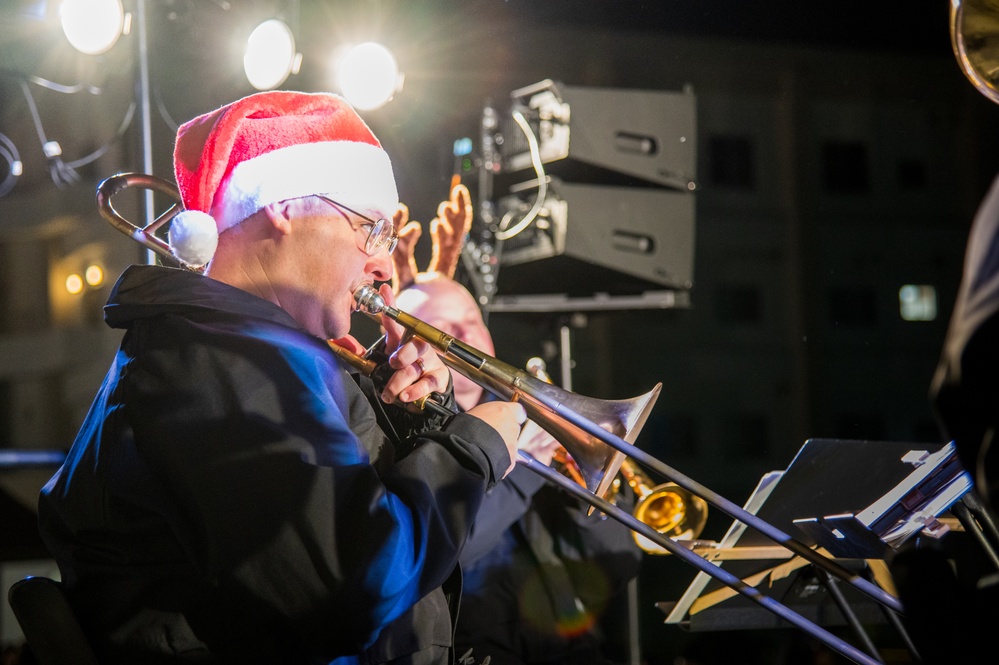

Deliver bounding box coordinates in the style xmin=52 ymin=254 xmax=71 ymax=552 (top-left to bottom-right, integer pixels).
xmin=951 ymin=0 xmax=999 ymax=104
xmin=526 ymin=356 xmax=708 ymax=554
xmin=97 ymin=172 xmax=898 ymax=665
xmin=618 ymin=460 xmax=708 ymax=555
xmin=524 ymin=357 xmax=597 ymax=491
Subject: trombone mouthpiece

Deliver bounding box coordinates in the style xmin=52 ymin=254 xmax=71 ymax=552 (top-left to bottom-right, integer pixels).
xmin=353 ymin=285 xmax=386 ymax=314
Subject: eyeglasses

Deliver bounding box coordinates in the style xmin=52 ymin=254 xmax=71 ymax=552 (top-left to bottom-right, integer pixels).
xmin=316 ymin=195 xmax=399 ymax=256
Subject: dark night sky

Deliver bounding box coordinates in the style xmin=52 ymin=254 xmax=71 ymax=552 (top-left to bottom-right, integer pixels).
xmin=0 ymin=1 xmax=964 ymax=203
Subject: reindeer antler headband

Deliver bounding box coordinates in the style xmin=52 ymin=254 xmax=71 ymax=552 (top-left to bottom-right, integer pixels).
xmin=391 ymin=183 xmax=473 ymax=293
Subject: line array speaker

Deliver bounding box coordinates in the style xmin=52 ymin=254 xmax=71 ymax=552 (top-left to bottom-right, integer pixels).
xmin=488 ymin=179 xmax=695 ymax=297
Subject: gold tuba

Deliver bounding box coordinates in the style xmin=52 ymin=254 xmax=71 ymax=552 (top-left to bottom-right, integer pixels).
xmin=951 ymin=0 xmax=999 ymax=104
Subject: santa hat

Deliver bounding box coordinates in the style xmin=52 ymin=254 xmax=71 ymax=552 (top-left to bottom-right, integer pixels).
xmin=167 ymin=90 xmax=398 ymax=267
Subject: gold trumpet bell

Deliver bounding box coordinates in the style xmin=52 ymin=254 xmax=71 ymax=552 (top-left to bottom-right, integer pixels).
xmin=632 ymin=482 xmax=709 ymax=555
xmin=618 ymin=460 xmax=709 ymax=554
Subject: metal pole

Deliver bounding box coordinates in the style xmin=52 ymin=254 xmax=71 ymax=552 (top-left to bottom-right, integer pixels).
xmin=558 ymin=322 xmax=641 ymax=665
xmin=134 ymin=0 xmax=155 ymax=265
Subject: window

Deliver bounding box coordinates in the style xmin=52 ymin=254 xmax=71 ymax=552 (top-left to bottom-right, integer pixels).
xmin=897 ymin=158 xmax=928 ymax=191
xmin=721 ymin=412 xmax=769 ymax=457
xmin=899 ymin=284 xmax=936 ymax=321
xmin=828 ymin=286 xmax=877 ymax=326
xmin=715 ymin=285 xmax=762 ymax=325
xmin=708 ymin=135 xmax=755 ymax=189
xmin=822 ymin=141 xmax=869 ymax=194
xmin=835 ymin=413 xmax=885 ymax=440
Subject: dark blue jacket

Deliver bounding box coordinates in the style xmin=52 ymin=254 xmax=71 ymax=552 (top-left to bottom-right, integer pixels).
xmin=39 ymin=265 xmax=510 ymax=665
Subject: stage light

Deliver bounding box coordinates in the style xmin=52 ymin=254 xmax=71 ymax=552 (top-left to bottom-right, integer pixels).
xmin=243 ymin=18 xmax=301 ymax=91
xmin=336 ymin=42 xmax=402 ymax=111
xmin=65 ymin=274 xmax=84 ymax=295
xmin=60 ymin=0 xmax=125 ymax=55
xmin=84 ymin=264 xmax=104 ymax=287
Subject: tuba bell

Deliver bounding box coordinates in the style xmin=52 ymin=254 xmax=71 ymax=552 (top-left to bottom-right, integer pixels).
xmin=951 ymin=0 xmax=999 ymax=104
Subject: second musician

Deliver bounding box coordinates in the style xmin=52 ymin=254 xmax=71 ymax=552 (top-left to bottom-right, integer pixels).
xmin=394 ymin=184 xmax=643 ymax=665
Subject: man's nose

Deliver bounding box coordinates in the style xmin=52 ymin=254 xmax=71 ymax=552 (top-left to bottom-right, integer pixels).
xmin=367 ymin=249 xmax=393 ymax=282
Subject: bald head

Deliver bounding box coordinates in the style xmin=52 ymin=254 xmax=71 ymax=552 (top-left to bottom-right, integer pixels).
xmin=396 ymin=274 xmax=495 ymax=410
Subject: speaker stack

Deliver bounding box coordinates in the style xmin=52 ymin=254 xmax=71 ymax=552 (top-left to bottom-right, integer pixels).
xmin=461 ymin=79 xmax=697 ymax=304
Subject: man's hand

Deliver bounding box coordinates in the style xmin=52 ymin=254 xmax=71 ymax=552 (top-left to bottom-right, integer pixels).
xmin=466 ymin=401 xmax=527 ymax=478
xmin=377 ymin=283 xmax=451 ymax=406
xmin=517 ymin=419 xmax=560 ymax=467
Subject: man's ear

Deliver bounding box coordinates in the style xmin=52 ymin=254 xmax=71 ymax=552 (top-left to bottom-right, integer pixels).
xmin=262 ymin=201 xmax=294 ymax=235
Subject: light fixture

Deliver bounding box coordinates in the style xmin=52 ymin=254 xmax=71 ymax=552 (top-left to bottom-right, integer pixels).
xmin=243 ymin=19 xmax=301 ymax=91
xmin=336 ymin=42 xmax=402 ymax=111
xmin=84 ymin=264 xmax=104 ymax=287
xmin=65 ymin=274 xmax=84 ymax=295
xmin=60 ymin=0 xmax=125 ymax=55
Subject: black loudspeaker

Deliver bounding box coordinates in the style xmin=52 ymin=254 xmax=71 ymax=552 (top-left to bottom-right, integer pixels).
xmin=488 ymin=179 xmax=695 ymax=297
xmin=498 ymin=79 xmax=697 ymax=191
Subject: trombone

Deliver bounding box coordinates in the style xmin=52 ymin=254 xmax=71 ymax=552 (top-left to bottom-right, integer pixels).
xmin=98 ymin=172 xmax=897 ymax=665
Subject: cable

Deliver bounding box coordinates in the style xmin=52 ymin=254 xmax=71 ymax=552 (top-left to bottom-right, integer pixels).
xmin=20 ymin=79 xmax=80 ymax=188
xmin=153 ymin=84 xmax=179 ymax=133
xmin=0 ymin=132 xmax=22 ymax=198
xmin=27 ymin=74 xmax=103 ymax=96
xmin=17 ymin=77 xmax=137 ymax=187
xmin=494 ymin=110 xmax=549 ymax=241
xmin=66 ymin=100 xmax=136 ymax=169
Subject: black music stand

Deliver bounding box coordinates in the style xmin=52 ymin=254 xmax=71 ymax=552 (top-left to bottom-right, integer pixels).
xmin=657 ymin=439 xmax=972 ymax=658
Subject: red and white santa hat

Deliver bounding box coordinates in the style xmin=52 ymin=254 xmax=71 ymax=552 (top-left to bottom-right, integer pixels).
xmin=168 ymin=90 xmax=398 ymax=267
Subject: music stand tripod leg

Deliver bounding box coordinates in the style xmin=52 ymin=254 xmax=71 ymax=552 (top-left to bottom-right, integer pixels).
xmin=860 ymin=564 xmax=921 ymax=662
xmin=814 ymin=567 xmax=884 ymax=664
xmin=951 ymin=494 xmax=999 ymax=572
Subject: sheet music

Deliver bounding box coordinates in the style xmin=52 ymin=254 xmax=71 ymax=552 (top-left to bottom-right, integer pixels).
xmin=877 ymin=470 xmax=972 ymax=547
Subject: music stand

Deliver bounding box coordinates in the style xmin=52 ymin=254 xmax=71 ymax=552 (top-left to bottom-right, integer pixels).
xmin=657 ymin=439 xmax=971 ymax=641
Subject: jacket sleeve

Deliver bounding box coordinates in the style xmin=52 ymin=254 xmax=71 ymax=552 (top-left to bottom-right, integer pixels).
xmin=124 ymin=325 xmax=510 ymax=657
xmin=458 ymin=464 xmax=548 ymax=565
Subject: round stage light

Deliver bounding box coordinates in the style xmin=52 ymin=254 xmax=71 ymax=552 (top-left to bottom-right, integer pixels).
xmin=337 ymin=42 xmax=401 ymax=111
xmin=84 ymin=265 xmax=104 ymax=287
xmin=60 ymin=0 xmax=125 ymax=55
xmin=65 ymin=274 xmax=84 ymax=295
xmin=244 ymin=19 xmax=300 ymax=91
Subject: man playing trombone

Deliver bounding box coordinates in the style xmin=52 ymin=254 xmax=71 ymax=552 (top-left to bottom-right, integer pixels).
xmin=37 ymin=90 xmax=525 ymax=665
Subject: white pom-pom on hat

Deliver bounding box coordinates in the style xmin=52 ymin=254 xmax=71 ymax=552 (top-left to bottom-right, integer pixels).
xmin=168 ymin=210 xmax=219 ymax=268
